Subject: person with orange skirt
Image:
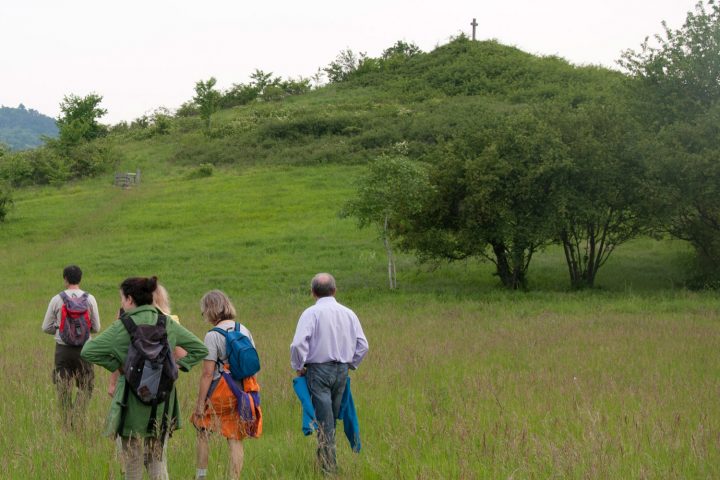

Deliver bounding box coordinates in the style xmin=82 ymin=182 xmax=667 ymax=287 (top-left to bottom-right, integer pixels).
xmin=191 ymin=290 xmax=262 ymax=480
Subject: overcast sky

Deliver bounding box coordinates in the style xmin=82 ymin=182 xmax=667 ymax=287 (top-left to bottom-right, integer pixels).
xmin=1 ymin=0 xmax=700 ymax=124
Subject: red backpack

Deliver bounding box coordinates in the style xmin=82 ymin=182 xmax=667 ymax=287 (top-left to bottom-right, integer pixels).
xmin=59 ymin=291 xmax=91 ymax=346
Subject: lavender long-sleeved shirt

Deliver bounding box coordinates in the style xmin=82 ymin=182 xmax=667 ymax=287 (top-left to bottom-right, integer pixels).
xmin=290 ymin=296 xmax=368 ymax=371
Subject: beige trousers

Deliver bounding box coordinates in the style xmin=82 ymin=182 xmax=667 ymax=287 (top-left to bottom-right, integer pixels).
xmin=120 ymin=436 xmax=169 ymax=480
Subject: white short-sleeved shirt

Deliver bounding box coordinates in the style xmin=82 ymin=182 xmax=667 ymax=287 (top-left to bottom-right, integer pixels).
xmin=203 ymin=320 xmax=255 ymax=379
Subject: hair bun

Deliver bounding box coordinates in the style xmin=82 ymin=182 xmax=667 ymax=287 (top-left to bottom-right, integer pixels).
xmin=147 ymin=276 xmax=158 ymax=292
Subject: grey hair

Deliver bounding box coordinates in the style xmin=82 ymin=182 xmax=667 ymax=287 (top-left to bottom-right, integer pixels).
xmin=311 ymin=273 xmax=336 ymax=298
xmin=200 ymin=290 xmax=237 ymax=325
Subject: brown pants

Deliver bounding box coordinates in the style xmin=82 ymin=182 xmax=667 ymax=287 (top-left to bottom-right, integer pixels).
xmin=53 ymin=343 xmax=94 ymax=428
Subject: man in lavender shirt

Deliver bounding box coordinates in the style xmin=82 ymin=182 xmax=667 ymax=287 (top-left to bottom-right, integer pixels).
xmin=290 ymin=273 xmax=369 ymax=474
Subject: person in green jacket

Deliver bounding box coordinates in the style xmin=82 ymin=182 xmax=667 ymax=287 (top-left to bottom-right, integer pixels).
xmin=82 ymin=276 xmax=208 ymax=480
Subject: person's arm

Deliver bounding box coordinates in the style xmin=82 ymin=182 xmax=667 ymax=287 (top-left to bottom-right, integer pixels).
xmin=351 ymin=317 xmax=369 ymax=369
xmin=80 ymin=322 xmax=124 ymax=372
xmin=173 ymin=323 xmax=209 ymax=372
xmin=41 ymin=298 xmax=58 ymax=335
xmin=108 ymin=370 xmax=120 ymax=397
xmin=88 ymin=294 xmax=101 ymax=333
xmin=290 ymin=310 xmax=314 ymax=373
xmin=193 ymin=360 xmax=215 ymax=419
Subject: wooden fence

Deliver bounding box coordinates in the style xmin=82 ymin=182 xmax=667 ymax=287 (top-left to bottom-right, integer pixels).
xmin=114 ymin=169 xmax=141 ymax=188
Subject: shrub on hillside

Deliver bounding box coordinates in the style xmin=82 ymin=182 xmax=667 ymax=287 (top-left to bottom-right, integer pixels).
xmin=0 ymin=148 xmax=68 ymax=186
xmin=66 ymin=141 xmax=119 ymax=178
xmin=186 ymin=163 xmax=214 ymax=179
xmin=151 ymin=109 xmax=173 ymax=135
xmin=220 ymin=83 xmax=259 ymax=108
xmin=176 ymin=101 xmax=199 ymax=117
xmin=174 ymin=116 xmax=205 ymax=133
xmin=172 ymin=136 xmax=242 ymax=165
xmin=0 ymin=182 xmax=12 ymax=222
xmin=109 ymin=121 xmax=130 ymax=134
xmin=260 ymin=113 xmax=359 ymax=139
xmin=204 ymin=124 xmax=240 ymax=139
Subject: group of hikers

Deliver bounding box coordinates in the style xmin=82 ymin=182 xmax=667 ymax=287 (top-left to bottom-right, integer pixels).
xmin=42 ymin=265 xmax=369 ymax=479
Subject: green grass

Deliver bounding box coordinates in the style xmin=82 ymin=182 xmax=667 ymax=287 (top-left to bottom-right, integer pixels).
xmin=1 ymin=163 xmax=718 ymax=479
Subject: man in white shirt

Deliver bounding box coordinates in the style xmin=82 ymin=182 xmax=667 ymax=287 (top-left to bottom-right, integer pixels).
xmin=42 ymin=265 xmax=101 ymax=429
xmin=290 ymin=273 xmax=368 ymax=474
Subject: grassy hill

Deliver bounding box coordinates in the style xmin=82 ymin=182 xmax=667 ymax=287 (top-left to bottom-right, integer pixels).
xmin=1 ymin=38 xmax=719 ymax=478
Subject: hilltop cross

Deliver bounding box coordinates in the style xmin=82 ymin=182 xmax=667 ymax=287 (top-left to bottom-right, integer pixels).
xmin=471 ymin=18 xmax=478 ymax=40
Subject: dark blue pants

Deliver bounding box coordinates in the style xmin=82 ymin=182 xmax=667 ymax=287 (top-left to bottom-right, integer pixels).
xmin=305 ymin=362 xmax=349 ymax=474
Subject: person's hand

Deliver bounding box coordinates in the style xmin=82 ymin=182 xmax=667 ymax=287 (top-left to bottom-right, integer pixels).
xmin=107 ymin=382 xmax=116 ymax=398
xmin=174 ymin=346 xmax=188 ymax=361
xmin=193 ymin=401 xmax=207 ymax=419
xmin=296 ymin=368 xmax=306 ymax=377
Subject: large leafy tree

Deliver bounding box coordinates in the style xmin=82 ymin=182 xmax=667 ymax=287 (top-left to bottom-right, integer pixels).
xmin=56 ymin=93 xmax=107 ymax=147
xmin=402 ymin=110 xmax=569 ymax=289
xmin=548 ymin=98 xmax=655 ymax=288
xmin=619 ymin=0 xmax=720 ymax=123
xmin=620 ymin=0 xmax=720 ymax=281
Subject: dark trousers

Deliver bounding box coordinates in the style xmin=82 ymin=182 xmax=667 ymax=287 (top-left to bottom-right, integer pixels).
xmin=53 ymin=343 xmax=94 ymax=428
xmin=305 ymin=362 xmax=349 ymax=474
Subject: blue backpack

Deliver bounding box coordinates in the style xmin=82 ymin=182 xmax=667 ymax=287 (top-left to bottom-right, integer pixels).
xmin=212 ymin=322 xmax=260 ymax=380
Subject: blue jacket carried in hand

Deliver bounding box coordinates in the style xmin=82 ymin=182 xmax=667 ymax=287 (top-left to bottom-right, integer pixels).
xmin=292 ymin=376 xmax=361 ymax=452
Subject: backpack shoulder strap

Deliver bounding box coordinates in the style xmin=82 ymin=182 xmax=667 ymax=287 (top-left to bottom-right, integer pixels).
xmin=119 ymin=313 xmax=137 ymax=335
xmin=210 ymin=327 xmax=229 ymax=369
xmin=211 ymin=327 xmax=229 ymax=337
xmin=156 ymin=312 xmax=167 ymax=328
xmin=59 ymin=291 xmax=69 ymax=304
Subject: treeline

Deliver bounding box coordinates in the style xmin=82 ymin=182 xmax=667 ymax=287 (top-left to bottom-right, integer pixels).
xmin=344 ymin=2 xmax=720 ymax=289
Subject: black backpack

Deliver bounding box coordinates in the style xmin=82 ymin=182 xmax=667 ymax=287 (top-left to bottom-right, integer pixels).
xmin=119 ymin=311 xmax=179 ymax=436
xmin=120 ymin=311 xmax=178 ymax=404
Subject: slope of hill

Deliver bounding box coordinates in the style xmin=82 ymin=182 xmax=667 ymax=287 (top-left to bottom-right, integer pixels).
xmin=0 ymin=104 xmax=58 ymax=150
xmin=100 ymin=37 xmax=625 ymax=177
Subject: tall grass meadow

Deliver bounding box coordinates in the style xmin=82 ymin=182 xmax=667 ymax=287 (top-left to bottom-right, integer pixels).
xmin=0 ymin=164 xmax=718 ymax=478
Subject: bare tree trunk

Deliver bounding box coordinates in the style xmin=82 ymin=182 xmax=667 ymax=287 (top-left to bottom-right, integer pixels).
xmin=383 ymin=216 xmax=396 ymax=289
xmin=561 ymin=231 xmax=580 ymax=287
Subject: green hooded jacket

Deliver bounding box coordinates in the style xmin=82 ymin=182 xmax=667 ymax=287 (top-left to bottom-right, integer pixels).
xmin=81 ymin=304 xmax=208 ymax=437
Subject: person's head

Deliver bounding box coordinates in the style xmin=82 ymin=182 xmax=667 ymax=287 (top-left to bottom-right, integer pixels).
xmin=200 ymin=290 xmax=236 ymax=326
xmin=63 ymin=265 xmax=83 ymax=286
xmin=119 ymin=276 xmax=158 ymax=310
xmin=153 ymin=284 xmax=171 ymax=314
xmin=311 ymin=272 xmax=336 ymax=298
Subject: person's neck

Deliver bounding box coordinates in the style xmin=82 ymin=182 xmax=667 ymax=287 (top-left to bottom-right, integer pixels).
xmin=66 ymin=284 xmax=81 ymax=290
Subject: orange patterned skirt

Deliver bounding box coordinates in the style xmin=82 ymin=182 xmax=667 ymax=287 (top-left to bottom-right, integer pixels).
xmin=192 ymin=375 xmax=262 ymax=440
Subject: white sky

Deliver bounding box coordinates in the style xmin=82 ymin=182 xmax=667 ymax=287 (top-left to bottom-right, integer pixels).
xmin=1 ymin=0 xmax=699 ymax=124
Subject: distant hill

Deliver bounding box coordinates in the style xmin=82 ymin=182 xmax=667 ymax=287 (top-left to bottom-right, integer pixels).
xmin=0 ymin=104 xmax=58 ymax=150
